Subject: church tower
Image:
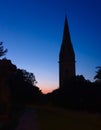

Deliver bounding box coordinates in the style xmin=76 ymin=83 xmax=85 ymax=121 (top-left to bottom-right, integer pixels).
xmin=59 ymin=16 xmax=76 ymax=88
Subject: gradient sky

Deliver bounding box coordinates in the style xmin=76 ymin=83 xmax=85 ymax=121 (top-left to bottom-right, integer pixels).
xmin=0 ymin=0 xmax=101 ymax=93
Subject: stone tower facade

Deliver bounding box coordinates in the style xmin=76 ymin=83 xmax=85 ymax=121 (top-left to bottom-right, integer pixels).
xmin=59 ymin=17 xmax=76 ymax=88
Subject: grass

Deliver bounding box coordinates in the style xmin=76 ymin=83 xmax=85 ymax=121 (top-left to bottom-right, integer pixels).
xmin=32 ymin=105 xmax=101 ymax=130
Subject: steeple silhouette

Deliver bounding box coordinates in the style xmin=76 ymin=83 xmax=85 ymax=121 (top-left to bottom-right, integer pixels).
xmin=59 ymin=16 xmax=76 ymax=88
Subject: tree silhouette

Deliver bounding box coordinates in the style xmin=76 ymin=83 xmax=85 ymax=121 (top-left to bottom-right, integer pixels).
xmin=94 ymin=66 xmax=101 ymax=82
xmin=14 ymin=69 xmax=37 ymax=86
xmin=0 ymin=42 xmax=8 ymax=57
xmin=8 ymin=68 xmax=41 ymax=104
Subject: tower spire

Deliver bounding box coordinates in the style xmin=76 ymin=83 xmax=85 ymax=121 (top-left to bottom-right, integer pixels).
xmin=60 ymin=16 xmax=75 ymax=61
xmin=59 ymin=16 xmax=76 ymax=88
xmin=62 ymin=15 xmax=71 ymax=43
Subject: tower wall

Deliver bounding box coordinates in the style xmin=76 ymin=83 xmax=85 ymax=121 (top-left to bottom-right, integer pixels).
xmin=59 ymin=17 xmax=76 ymax=88
xmin=59 ymin=61 xmax=75 ymax=88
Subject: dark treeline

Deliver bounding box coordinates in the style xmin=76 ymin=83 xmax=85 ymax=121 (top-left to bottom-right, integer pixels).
xmin=0 ymin=42 xmax=101 ymax=114
xmin=0 ymin=42 xmax=42 ymax=116
xmin=0 ymin=59 xmax=43 ymax=116
xmin=46 ymin=74 xmax=101 ymax=113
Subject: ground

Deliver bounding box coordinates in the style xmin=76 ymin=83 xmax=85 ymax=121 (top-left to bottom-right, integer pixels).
xmin=32 ymin=105 xmax=101 ymax=130
xmin=1 ymin=104 xmax=101 ymax=130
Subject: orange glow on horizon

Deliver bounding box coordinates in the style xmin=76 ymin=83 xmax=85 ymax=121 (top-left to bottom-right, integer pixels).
xmin=38 ymin=84 xmax=58 ymax=94
xmin=37 ymin=79 xmax=58 ymax=94
xmin=41 ymin=88 xmax=54 ymax=94
xmin=37 ymin=80 xmax=58 ymax=94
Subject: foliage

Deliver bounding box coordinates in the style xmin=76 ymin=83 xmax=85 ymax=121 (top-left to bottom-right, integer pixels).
xmin=14 ymin=69 xmax=37 ymax=86
xmin=94 ymin=66 xmax=101 ymax=81
xmin=0 ymin=58 xmax=41 ymax=105
xmin=8 ymin=68 xmax=41 ymax=104
xmin=0 ymin=59 xmax=16 ymax=78
xmin=0 ymin=42 xmax=8 ymax=57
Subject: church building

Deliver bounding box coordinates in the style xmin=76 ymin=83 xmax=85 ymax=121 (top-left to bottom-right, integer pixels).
xmin=59 ymin=17 xmax=76 ymax=88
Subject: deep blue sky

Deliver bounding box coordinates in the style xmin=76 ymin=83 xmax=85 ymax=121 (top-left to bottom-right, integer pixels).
xmin=0 ymin=0 xmax=101 ymax=93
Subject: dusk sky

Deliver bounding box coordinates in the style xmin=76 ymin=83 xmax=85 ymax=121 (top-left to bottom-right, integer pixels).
xmin=0 ymin=0 xmax=101 ymax=93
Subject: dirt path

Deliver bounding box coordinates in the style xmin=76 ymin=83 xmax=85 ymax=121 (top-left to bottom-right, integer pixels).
xmin=15 ymin=108 xmax=41 ymax=130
